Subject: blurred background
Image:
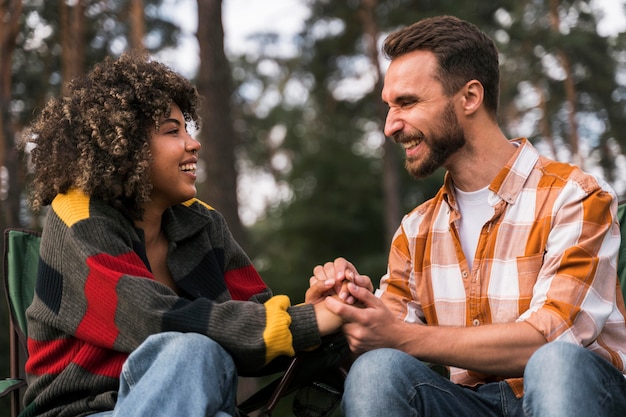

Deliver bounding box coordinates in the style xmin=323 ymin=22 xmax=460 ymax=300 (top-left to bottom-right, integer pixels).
xmin=1 ymin=0 xmax=625 ymax=415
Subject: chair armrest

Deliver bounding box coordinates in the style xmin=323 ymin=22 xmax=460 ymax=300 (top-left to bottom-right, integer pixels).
xmin=0 ymin=378 xmax=26 ymax=397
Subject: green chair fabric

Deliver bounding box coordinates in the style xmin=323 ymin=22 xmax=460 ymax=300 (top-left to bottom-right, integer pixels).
xmin=2 ymin=229 xmax=40 ymax=417
xmin=5 ymin=229 xmax=40 ymax=342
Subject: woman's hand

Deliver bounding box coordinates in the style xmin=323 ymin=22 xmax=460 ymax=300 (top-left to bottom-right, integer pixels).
xmin=305 ymin=257 xmax=374 ymax=305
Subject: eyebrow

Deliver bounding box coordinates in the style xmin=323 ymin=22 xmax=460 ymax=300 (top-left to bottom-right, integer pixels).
xmin=161 ymin=117 xmax=182 ymax=125
xmin=158 ymin=117 xmax=182 ymax=129
xmin=384 ymin=93 xmax=419 ymax=106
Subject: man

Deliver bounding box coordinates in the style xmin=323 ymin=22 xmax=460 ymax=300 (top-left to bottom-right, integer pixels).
xmin=314 ymin=15 xmax=626 ymax=416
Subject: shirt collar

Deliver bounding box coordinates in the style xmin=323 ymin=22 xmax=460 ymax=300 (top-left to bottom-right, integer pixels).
xmin=443 ymin=138 xmax=539 ymax=209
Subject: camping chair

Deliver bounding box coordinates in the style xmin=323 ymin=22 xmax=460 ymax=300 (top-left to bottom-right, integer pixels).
xmin=1 ymin=228 xmax=39 ymax=417
xmin=0 ymin=228 xmax=348 ymax=417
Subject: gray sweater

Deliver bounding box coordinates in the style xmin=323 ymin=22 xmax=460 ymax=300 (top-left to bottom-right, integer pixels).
xmin=22 ymin=189 xmax=320 ymax=417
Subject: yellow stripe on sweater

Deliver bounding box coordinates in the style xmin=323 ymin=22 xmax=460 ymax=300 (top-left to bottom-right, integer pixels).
xmin=263 ymin=295 xmax=294 ymax=363
xmin=182 ymin=198 xmax=214 ymax=211
xmin=51 ymin=189 xmax=91 ymax=227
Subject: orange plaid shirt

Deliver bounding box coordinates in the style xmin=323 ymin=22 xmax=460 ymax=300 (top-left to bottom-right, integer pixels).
xmin=378 ymin=138 xmax=626 ymax=396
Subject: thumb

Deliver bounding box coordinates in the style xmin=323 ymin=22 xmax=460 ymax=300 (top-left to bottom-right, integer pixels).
xmin=346 ymin=282 xmax=379 ymax=307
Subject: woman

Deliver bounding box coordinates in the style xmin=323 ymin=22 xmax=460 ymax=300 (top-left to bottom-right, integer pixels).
xmin=20 ymin=51 xmax=345 ymax=417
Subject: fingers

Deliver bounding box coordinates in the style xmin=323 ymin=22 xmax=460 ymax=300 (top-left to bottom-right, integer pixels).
xmin=305 ymin=270 xmax=337 ymax=303
xmin=344 ymin=281 xmax=378 ymax=306
xmin=310 ymin=258 xmax=355 ymax=290
xmin=305 ymin=284 xmax=327 ymax=304
xmin=313 ymin=264 xmax=336 ymax=287
xmin=352 ymin=274 xmax=374 ymax=293
xmin=325 ymin=282 xmax=380 ymax=321
xmin=325 ymin=296 xmax=358 ymax=321
xmin=338 ymin=280 xmax=356 ymax=304
xmin=309 ymin=258 xmax=373 ymax=305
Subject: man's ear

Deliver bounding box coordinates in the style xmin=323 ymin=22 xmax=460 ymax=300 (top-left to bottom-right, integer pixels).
xmin=461 ymin=79 xmax=484 ymax=115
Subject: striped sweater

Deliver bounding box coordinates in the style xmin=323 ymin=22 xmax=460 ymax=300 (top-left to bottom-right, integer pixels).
xmin=21 ymin=189 xmax=320 ymax=417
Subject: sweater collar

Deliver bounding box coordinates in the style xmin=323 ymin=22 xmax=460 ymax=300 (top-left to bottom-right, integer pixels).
xmin=161 ymin=199 xmax=214 ymax=242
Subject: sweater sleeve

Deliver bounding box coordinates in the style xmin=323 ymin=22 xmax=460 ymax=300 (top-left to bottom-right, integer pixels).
xmin=30 ymin=201 xmax=320 ymax=372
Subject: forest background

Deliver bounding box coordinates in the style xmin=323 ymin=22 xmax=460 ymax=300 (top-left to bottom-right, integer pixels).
xmin=1 ymin=0 xmax=626 ymax=415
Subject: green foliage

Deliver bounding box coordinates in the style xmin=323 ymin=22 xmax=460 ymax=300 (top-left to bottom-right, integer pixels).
xmin=11 ymin=0 xmax=180 ymax=127
xmin=233 ymin=0 xmax=626 ymax=303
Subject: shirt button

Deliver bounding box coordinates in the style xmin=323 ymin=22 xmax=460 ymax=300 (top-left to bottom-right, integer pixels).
xmin=472 ymin=319 xmax=480 ymax=326
xmin=462 ymin=271 xmax=468 ymax=278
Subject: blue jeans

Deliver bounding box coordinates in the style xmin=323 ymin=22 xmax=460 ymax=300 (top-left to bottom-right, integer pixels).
xmin=91 ymin=332 xmax=238 ymax=417
xmin=524 ymin=341 xmax=626 ymax=416
xmin=343 ymin=343 xmax=626 ymax=417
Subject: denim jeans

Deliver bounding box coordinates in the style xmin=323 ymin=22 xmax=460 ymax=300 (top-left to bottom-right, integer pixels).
xmin=342 ymin=342 xmax=626 ymax=417
xmin=90 ymin=331 xmax=238 ymax=417
xmin=524 ymin=341 xmax=626 ymax=416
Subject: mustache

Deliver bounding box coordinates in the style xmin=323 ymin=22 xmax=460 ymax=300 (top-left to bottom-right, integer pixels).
xmin=392 ymin=130 xmax=425 ymax=144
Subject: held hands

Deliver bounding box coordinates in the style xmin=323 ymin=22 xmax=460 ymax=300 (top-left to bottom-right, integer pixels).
xmin=307 ymin=257 xmax=375 ymax=338
xmin=324 ymin=282 xmax=401 ymax=354
xmin=305 ymin=257 xmax=374 ymax=305
xmin=307 ymin=257 xmax=402 ymax=353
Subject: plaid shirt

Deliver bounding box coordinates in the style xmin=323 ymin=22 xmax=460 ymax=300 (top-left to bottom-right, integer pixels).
xmin=378 ymin=138 xmax=626 ymax=396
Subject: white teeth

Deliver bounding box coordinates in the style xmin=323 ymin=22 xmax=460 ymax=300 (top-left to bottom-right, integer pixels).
xmin=180 ymin=163 xmax=197 ymax=172
xmin=402 ymin=140 xmax=420 ymax=149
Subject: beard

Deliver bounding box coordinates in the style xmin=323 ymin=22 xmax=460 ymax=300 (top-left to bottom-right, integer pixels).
xmin=397 ymin=101 xmax=466 ymax=179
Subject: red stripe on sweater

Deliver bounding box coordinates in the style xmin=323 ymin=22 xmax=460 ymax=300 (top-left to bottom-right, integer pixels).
xmin=224 ymin=265 xmax=268 ymax=301
xmin=73 ymin=344 xmax=127 ymax=378
xmin=76 ymin=252 xmax=153 ymax=348
xmin=27 ymin=337 xmax=80 ymax=375
xmin=26 ymin=337 xmax=127 ymax=378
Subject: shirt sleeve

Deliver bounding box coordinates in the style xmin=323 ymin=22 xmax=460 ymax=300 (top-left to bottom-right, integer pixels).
xmin=379 ymin=222 xmax=427 ymax=324
xmin=519 ymin=186 xmax=620 ymax=346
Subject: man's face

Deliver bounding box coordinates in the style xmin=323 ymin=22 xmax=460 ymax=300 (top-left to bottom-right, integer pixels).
xmin=381 ymin=50 xmax=465 ymax=179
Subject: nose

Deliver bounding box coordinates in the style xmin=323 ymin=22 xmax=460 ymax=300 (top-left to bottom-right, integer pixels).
xmin=187 ymin=136 xmax=201 ymax=154
xmin=384 ymin=108 xmax=403 ymax=138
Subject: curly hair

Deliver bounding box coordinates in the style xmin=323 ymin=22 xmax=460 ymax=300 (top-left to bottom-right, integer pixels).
xmin=23 ymin=50 xmax=201 ymax=220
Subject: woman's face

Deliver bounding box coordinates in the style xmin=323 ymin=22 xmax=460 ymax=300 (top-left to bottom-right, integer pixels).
xmin=148 ymin=103 xmax=201 ymax=209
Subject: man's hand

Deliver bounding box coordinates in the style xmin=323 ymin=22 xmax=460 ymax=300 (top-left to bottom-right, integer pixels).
xmin=325 ymin=282 xmax=402 ymax=354
xmin=306 ymin=257 xmax=374 ymax=305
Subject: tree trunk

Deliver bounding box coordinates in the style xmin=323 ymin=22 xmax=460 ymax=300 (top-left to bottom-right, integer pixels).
xmin=359 ymin=0 xmax=401 ymax=245
xmin=129 ymin=0 xmax=145 ymax=51
xmin=60 ymin=0 xmax=86 ymax=93
xmin=196 ymin=0 xmax=246 ymax=246
xmin=549 ymin=0 xmax=582 ymax=167
xmin=536 ymin=82 xmax=558 ymax=159
xmin=0 ymin=0 xmax=23 ymax=229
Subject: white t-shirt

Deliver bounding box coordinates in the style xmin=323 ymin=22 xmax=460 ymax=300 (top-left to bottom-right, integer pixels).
xmin=454 ymin=186 xmax=494 ymax=270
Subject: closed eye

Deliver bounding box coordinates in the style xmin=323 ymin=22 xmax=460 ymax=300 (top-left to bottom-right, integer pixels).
xmin=398 ymin=97 xmax=418 ymax=108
